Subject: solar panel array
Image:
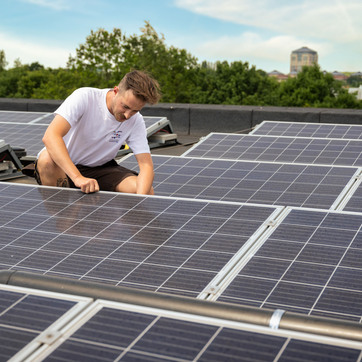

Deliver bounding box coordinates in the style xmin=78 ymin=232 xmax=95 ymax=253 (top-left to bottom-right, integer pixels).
xmin=119 ymin=154 xmax=359 ymax=210
xmin=182 ymin=133 xmax=362 ymax=167
xmin=38 ymin=300 xmax=362 ymax=361
xmin=0 ymin=182 xmax=281 ymax=298
xmin=251 ymin=120 xmax=362 ymax=139
xmin=2 ymin=117 xmax=362 ymax=360
xmin=3 ymin=287 xmax=361 ymax=361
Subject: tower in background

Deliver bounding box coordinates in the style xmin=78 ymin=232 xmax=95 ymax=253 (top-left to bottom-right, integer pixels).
xmin=290 ymin=47 xmax=318 ymax=74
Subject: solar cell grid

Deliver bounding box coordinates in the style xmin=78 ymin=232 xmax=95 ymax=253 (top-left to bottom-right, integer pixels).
xmin=252 ymin=121 xmax=362 ymax=139
xmin=217 ymin=207 xmax=362 ymax=322
xmin=119 ymin=154 xmax=359 ymax=210
xmin=40 ymin=301 xmax=362 ymax=361
xmin=0 ymin=182 xmax=278 ymax=298
xmin=182 ymin=133 xmax=362 ymax=167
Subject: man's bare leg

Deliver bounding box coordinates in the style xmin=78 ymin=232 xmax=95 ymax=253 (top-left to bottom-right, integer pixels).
xmin=115 ymin=175 xmax=154 ymax=195
xmin=37 ymin=150 xmax=70 ymax=187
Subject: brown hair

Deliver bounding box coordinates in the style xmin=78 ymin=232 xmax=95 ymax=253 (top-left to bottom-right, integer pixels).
xmin=118 ymin=70 xmax=161 ymax=104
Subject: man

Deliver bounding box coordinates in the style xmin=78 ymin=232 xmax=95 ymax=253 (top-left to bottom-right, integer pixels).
xmin=35 ymin=70 xmax=161 ymax=195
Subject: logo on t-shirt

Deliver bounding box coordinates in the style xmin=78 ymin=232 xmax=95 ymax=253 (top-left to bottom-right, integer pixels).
xmin=109 ymin=130 xmax=122 ymax=143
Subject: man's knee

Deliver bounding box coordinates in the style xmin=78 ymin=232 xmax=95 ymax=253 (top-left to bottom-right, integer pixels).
xmin=115 ymin=176 xmax=137 ymax=194
xmin=37 ymin=151 xmax=55 ymax=171
xmin=36 ymin=151 xmax=67 ymax=186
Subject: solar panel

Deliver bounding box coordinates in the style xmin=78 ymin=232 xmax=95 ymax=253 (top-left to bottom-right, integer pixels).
xmin=0 ymin=182 xmax=281 ymax=298
xmin=37 ymin=299 xmax=362 ymax=361
xmin=182 ymin=133 xmax=362 ymax=167
xmin=119 ymin=154 xmax=360 ymax=210
xmin=0 ymin=284 xmax=91 ymax=361
xmin=251 ymin=121 xmax=362 ymax=140
xmin=216 ymin=207 xmax=362 ymax=322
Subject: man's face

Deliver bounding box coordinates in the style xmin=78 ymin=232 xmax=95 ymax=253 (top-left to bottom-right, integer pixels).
xmin=111 ymin=87 xmax=145 ymax=123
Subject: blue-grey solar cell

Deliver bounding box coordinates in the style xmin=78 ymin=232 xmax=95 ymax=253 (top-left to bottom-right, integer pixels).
xmin=252 ymin=121 xmax=362 ymax=140
xmin=182 ymin=133 xmax=362 ymax=167
xmin=119 ymin=154 xmax=358 ymax=209
xmin=0 ymin=289 xmax=77 ymax=361
xmin=43 ymin=305 xmax=362 ymax=361
xmin=0 ymin=182 xmax=277 ymax=297
xmin=217 ymin=208 xmax=362 ymax=322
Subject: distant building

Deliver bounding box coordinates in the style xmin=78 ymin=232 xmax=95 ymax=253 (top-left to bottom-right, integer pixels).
xmin=268 ymin=70 xmax=288 ymax=81
xmin=290 ymin=47 xmax=318 ymax=73
xmin=331 ymin=71 xmax=348 ymax=81
xmin=351 ymin=71 xmax=362 ymax=78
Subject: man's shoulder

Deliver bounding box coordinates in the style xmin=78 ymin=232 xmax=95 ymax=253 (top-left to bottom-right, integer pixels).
xmin=72 ymin=87 xmax=108 ymax=96
xmin=65 ymin=87 xmax=109 ymax=104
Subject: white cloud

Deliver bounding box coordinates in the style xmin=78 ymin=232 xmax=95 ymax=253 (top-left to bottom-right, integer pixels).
xmin=174 ymin=0 xmax=362 ymax=43
xmin=197 ymin=33 xmax=331 ymax=61
xmin=0 ymin=32 xmax=72 ymax=68
xmin=173 ymin=0 xmax=362 ymax=71
xmin=20 ymin=0 xmax=71 ymax=11
xmin=189 ymin=31 xmax=332 ymax=72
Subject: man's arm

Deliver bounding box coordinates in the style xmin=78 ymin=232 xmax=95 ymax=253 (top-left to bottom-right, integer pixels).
xmin=135 ymin=152 xmax=154 ymax=195
xmin=42 ymin=115 xmax=99 ymax=193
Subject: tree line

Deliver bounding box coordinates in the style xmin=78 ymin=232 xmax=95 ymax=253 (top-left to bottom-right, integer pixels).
xmin=0 ymin=22 xmax=361 ymax=109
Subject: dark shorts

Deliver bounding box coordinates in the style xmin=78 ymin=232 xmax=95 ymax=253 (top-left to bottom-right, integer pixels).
xmin=35 ymin=159 xmax=138 ymax=192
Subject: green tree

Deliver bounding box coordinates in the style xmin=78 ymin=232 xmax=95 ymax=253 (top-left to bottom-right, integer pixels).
xmin=346 ymin=74 xmax=362 ymax=88
xmin=277 ymin=65 xmax=361 ymax=108
xmin=68 ymin=22 xmax=198 ymax=102
xmin=0 ymin=50 xmax=7 ymax=71
xmin=67 ymin=27 xmax=124 ymax=85
xmin=190 ymin=60 xmax=279 ymax=105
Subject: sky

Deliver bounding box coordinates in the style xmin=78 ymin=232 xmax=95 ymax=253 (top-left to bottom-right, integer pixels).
xmin=0 ymin=0 xmax=361 ymax=74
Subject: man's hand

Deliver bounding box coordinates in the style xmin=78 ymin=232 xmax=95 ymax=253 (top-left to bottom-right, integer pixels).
xmin=73 ymin=175 xmax=100 ymax=194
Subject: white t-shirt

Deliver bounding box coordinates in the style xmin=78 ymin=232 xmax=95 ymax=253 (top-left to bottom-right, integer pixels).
xmin=43 ymin=87 xmax=150 ymax=167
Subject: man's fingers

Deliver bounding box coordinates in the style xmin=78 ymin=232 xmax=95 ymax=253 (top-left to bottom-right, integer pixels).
xmin=80 ymin=179 xmax=99 ymax=193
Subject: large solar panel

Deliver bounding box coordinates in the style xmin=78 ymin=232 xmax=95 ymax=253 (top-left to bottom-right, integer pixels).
xmin=0 ymin=182 xmax=281 ymax=298
xmin=36 ymin=299 xmax=362 ymax=361
xmin=182 ymin=133 xmax=362 ymax=167
xmin=119 ymin=154 xmax=360 ymax=210
xmin=251 ymin=120 xmax=362 ymax=139
xmin=216 ymin=207 xmax=362 ymax=323
xmin=0 ymin=284 xmax=91 ymax=361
